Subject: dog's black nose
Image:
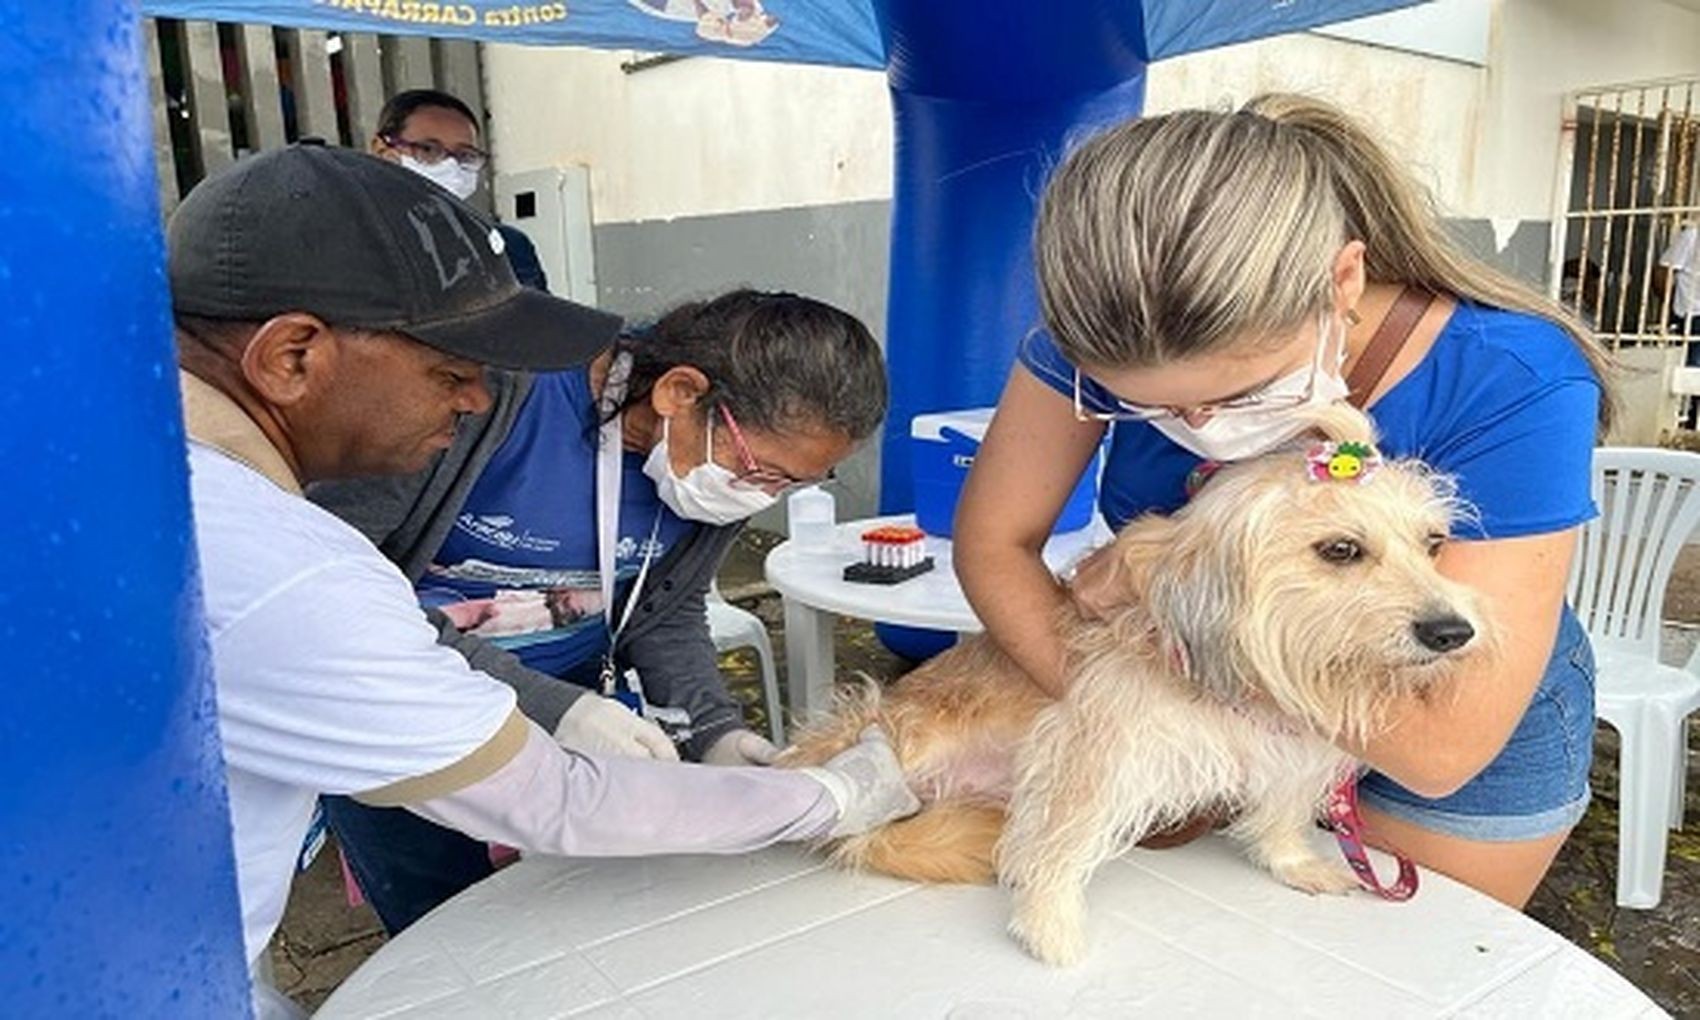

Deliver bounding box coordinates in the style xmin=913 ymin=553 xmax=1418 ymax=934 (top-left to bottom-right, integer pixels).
xmin=1413 ymin=615 xmax=1475 ymax=653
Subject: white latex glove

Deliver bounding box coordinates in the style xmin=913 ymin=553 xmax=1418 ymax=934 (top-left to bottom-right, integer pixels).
xmin=702 ymin=729 xmax=779 ymax=766
xmin=553 ymin=695 xmax=680 ymax=761
xmin=800 ymin=727 xmax=921 ymax=838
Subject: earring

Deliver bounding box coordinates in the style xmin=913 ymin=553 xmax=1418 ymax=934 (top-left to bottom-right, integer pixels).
xmin=1344 ymin=308 xmax=1362 ymax=327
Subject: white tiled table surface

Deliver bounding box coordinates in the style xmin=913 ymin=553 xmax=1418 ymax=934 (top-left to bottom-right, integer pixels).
xmin=763 ymin=514 xmax=1110 ymax=715
xmin=317 ymin=839 xmax=1664 ymax=1019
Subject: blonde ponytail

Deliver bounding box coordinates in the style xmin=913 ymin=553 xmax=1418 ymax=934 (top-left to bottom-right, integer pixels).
xmin=1245 ymin=94 xmax=1616 ymax=429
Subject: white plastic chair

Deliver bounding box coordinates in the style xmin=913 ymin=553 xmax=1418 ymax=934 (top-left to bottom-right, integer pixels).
xmin=707 ymin=579 xmax=785 ymax=744
xmin=1568 ymin=447 xmax=1700 ymax=908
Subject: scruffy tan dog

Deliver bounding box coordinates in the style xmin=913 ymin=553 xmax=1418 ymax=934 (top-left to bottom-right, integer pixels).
xmin=779 ymin=405 xmax=1490 ymax=966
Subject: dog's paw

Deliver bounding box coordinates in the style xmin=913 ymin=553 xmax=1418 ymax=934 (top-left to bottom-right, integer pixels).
xmin=1008 ymin=891 xmax=1088 ymax=966
xmin=1270 ymin=857 xmax=1360 ymax=896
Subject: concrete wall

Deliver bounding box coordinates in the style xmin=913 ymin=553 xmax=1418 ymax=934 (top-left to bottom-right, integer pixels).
xmin=1143 ymin=30 xmax=1486 ymax=214
xmin=486 ymin=46 xmax=890 ymax=224
xmin=1147 ymin=0 xmax=1700 ymax=223
xmin=1474 ymin=0 xmax=1700 ymax=223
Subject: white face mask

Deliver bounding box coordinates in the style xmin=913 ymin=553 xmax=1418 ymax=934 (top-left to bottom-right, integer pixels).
xmin=399 ymin=153 xmax=480 ymax=201
xmin=643 ymin=416 xmax=778 ymax=525
xmin=1149 ymin=312 xmax=1350 ymax=462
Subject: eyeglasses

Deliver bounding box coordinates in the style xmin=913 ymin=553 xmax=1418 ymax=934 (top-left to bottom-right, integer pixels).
xmin=715 ymin=404 xmax=835 ymax=493
xmin=1071 ymin=313 xmax=1334 ymax=423
xmin=379 ymin=134 xmax=489 ymax=171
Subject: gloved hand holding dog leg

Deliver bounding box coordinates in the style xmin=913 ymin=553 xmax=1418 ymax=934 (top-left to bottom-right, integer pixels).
xmin=801 ymin=727 xmax=921 ymax=838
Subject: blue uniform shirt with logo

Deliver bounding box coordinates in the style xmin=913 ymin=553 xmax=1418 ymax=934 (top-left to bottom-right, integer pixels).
xmin=421 ymin=368 xmax=692 ymax=678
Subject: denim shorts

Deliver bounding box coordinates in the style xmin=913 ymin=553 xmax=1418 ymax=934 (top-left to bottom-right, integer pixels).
xmin=1357 ymin=607 xmax=1596 ymax=841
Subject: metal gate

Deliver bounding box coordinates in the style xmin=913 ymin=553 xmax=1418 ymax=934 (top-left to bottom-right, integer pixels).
xmin=143 ymin=18 xmax=487 ymax=216
xmin=1551 ymin=75 xmax=1700 ymax=442
xmin=1552 ymin=76 xmax=1699 ymax=346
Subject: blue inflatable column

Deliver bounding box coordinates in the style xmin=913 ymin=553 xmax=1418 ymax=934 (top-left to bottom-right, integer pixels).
xmin=874 ymin=1 xmax=1150 ymax=513
xmin=0 ymin=4 xmax=250 ymax=1015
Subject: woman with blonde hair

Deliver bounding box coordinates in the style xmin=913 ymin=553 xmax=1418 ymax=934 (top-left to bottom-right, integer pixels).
xmin=956 ymin=94 xmax=1611 ymax=907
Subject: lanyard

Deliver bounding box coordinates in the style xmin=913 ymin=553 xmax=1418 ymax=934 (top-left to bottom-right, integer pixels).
xmin=594 ymin=350 xmax=636 ymax=624
xmin=594 ymin=408 xmax=625 ymax=625
xmin=594 ymin=378 xmax=663 ymax=696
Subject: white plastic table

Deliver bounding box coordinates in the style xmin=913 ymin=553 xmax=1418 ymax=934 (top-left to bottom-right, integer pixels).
xmin=763 ymin=514 xmax=1110 ymax=715
xmin=316 ymin=839 xmax=1665 ymax=1019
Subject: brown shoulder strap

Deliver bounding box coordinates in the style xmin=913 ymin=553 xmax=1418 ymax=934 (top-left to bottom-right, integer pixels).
xmin=1345 ymin=287 xmax=1432 ymax=409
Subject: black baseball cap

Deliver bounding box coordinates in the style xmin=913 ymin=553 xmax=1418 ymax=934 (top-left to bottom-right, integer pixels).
xmin=168 ymin=141 xmax=621 ymax=371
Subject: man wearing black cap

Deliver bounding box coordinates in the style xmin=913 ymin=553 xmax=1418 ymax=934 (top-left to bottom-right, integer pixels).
xmin=169 ymin=143 xmax=917 ymax=984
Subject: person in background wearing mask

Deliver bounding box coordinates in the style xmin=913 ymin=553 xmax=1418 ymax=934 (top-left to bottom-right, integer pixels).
xmin=955 ymin=95 xmax=1612 ymax=910
xmin=311 ymin=288 xmax=888 ymax=932
xmin=372 ymin=89 xmax=549 ymax=291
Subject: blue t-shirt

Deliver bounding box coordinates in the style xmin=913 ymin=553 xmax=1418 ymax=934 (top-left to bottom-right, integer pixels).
xmin=1020 ymin=302 xmax=1601 ymax=538
xmin=419 ymin=368 xmax=692 ymax=677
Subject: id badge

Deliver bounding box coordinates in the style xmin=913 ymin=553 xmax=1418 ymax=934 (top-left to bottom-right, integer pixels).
xmin=599 ymin=655 xmax=619 ymax=699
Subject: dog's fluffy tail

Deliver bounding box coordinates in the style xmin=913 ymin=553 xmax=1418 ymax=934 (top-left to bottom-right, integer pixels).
xmin=831 ymin=802 xmax=1007 ymax=885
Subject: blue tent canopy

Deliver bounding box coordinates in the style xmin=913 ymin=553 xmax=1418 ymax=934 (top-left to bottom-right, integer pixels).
xmin=143 ymin=0 xmax=1421 ymax=71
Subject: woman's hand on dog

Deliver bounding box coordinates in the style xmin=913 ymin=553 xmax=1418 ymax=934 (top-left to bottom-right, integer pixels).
xmin=1067 ymin=543 xmax=1129 ymax=622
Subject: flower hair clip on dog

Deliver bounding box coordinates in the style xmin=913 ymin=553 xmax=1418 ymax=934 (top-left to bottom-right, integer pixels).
xmin=1307 ymin=441 xmax=1383 ymax=484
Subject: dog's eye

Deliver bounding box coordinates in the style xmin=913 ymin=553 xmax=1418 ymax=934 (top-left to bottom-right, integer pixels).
xmin=1425 ymin=533 xmax=1446 ymax=558
xmin=1313 ymin=538 xmax=1364 ymax=565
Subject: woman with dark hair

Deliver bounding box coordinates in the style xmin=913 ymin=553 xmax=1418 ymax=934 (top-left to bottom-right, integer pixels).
xmin=310 ymin=288 xmax=888 ymax=931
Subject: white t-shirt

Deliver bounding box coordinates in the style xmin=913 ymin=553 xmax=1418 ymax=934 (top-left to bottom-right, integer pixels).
xmin=189 ymin=442 xmax=517 ymax=962
xmin=1661 ymin=224 xmax=1700 ymax=319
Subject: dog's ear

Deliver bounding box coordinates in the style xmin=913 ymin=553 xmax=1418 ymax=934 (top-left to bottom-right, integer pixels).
xmin=1066 ymin=544 xmax=1130 ymax=621
xmin=1142 ymin=523 xmax=1253 ymax=702
xmin=1066 ymin=515 xmax=1172 ymax=620
xmin=1069 ymin=509 xmax=1254 ymax=701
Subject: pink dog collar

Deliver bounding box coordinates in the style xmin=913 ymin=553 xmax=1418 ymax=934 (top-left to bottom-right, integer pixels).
xmin=1183 ymin=460 xmax=1223 ymax=500
xmin=1326 ymin=775 xmax=1418 ymax=901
